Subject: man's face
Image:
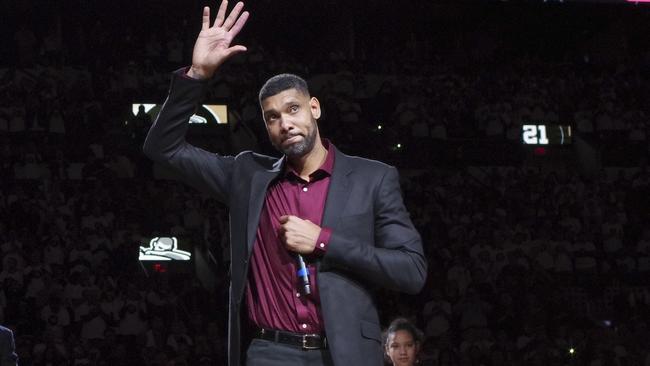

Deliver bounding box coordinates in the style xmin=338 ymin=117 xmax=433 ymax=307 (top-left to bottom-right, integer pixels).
xmin=261 ymin=88 xmax=321 ymax=158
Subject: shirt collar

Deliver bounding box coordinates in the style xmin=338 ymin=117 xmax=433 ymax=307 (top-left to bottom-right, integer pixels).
xmin=284 ymin=139 xmax=335 ymax=180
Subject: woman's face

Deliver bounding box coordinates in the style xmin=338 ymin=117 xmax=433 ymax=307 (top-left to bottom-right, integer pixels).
xmin=386 ymin=330 xmax=419 ymax=366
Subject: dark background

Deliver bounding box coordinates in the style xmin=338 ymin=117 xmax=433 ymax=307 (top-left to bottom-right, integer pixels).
xmin=1 ymin=0 xmax=649 ymax=365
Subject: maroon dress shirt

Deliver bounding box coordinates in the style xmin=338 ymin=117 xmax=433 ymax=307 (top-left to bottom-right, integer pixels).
xmin=245 ymin=140 xmax=334 ymax=334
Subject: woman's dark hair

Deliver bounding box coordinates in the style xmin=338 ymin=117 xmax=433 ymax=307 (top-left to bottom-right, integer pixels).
xmin=384 ymin=317 xmax=424 ymax=346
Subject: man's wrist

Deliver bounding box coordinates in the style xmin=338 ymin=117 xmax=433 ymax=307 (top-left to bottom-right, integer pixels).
xmin=311 ymin=227 xmax=332 ymax=257
xmin=186 ymin=65 xmax=213 ymax=80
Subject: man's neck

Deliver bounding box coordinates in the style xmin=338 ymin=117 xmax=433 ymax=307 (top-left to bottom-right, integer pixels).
xmin=287 ymin=141 xmax=327 ymax=181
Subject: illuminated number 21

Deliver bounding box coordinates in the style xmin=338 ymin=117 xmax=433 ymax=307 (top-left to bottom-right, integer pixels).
xmin=522 ymin=125 xmax=549 ymax=145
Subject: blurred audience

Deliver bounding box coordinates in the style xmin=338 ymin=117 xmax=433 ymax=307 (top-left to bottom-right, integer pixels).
xmin=1 ymin=1 xmax=649 ymax=365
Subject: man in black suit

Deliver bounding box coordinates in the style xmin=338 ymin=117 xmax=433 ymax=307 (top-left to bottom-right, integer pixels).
xmin=0 ymin=325 xmax=18 ymax=366
xmin=143 ymin=1 xmax=427 ymax=365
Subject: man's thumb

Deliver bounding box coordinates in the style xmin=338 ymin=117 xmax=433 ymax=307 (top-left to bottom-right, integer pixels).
xmin=225 ymin=45 xmax=247 ymax=57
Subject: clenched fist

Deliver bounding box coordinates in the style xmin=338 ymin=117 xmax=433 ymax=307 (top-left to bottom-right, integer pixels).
xmin=278 ymin=215 xmax=321 ymax=255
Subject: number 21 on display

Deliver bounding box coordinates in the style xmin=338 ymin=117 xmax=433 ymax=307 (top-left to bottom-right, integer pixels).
xmin=522 ymin=125 xmax=549 ymax=145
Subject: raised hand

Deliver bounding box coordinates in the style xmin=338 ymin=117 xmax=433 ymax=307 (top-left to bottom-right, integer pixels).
xmin=187 ymin=1 xmax=249 ymax=79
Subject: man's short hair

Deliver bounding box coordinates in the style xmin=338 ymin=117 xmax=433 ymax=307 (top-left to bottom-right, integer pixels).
xmin=258 ymin=73 xmax=310 ymax=104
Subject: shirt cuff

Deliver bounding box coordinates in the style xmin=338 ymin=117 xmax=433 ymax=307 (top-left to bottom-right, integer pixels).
xmin=177 ymin=66 xmax=195 ymax=80
xmin=176 ymin=66 xmax=211 ymax=81
xmin=311 ymin=227 xmax=331 ymax=257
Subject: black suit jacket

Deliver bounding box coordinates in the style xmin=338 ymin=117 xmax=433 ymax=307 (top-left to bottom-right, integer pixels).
xmin=0 ymin=326 xmax=17 ymax=366
xmin=144 ymin=70 xmax=427 ymax=366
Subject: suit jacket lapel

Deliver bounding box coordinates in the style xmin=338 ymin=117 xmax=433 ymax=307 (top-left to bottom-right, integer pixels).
xmin=322 ymin=147 xmax=352 ymax=230
xmin=246 ymin=157 xmax=284 ymax=255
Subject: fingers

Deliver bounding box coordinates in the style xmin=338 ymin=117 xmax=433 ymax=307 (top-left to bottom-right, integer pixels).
xmin=229 ymin=10 xmax=249 ymax=36
xmin=201 ymin=6 xmax=210 ymax=31
xmin=231 ymin=45 xmax=248 ymax=53
xmin=223 ymin=45 xmax=248 ymax=59
xmin=214 ymin=0 xmax=229 ymax=27
xmin=277 ymin=215 xmax=295 ymax=237
xmin=222 ymin=2 xmax=244 ymax=30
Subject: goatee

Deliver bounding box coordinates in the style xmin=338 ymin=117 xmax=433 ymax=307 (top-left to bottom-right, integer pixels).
xmin=276 ymin=122 xmax=318 ymax=158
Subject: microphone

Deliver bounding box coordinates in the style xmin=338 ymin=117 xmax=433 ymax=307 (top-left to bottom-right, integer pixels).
xmin=296 ymin=254 xmax=311 ymax=295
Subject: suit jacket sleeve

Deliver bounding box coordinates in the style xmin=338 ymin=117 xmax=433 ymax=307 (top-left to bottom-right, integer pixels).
xmin=142 ymin=69 xmax=235 ymax=204
xmin=0 ymin=327 xmax=18 ymax=366
xmin=324 ymin=166 xmax=427 ymax=294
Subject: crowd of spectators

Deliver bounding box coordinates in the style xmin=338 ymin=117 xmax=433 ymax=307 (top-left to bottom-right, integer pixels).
xmin=399 ymin=165 xmax=650 ymax=365
xmin=1 ymin=1 xmax=649 ymax=365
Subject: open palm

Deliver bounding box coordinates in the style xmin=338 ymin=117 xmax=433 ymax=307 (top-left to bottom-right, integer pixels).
xmin=189 ymin=1 xmax=249 ymax=79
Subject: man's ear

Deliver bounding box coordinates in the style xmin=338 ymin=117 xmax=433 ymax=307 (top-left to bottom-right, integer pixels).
xmin=310 ymin=97 xmax=321 ymax=119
